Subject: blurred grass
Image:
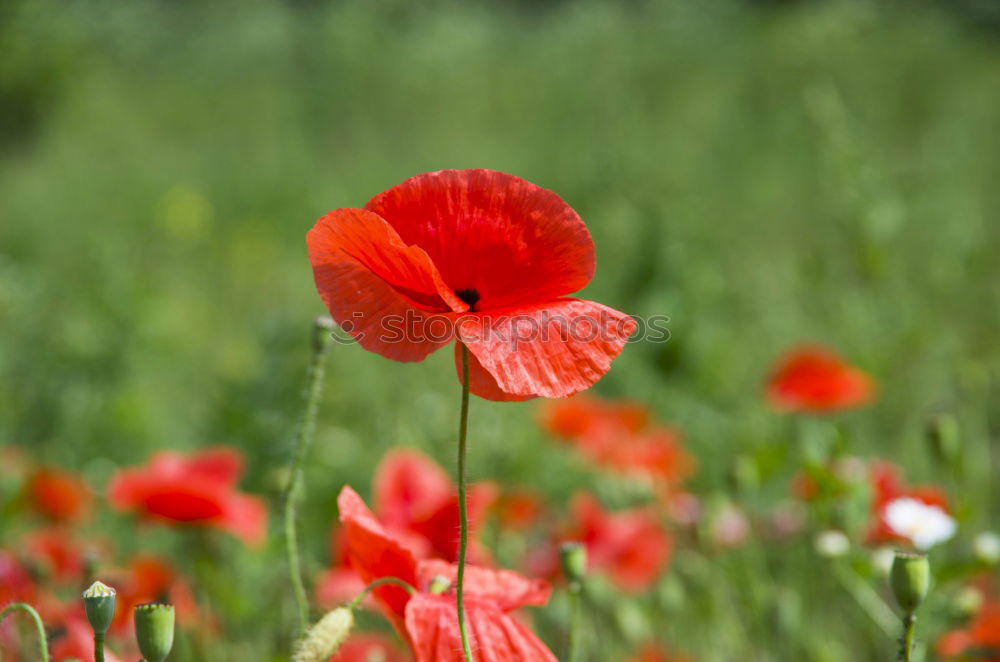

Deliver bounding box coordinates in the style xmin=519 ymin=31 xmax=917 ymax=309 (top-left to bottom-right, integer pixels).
xmin=1 ymin=0 xmax=998 ymax=660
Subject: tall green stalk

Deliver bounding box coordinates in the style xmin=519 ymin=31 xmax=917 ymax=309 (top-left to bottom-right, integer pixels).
xmin=455 ymin=343 xmax=474 ymax=662
xmin=283 ymin=318 xmax=333 ymax=635
xmin=0 ymin=603 xmax=49 ymax=662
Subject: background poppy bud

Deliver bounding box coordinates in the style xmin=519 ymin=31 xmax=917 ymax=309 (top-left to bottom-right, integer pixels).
xmin=292 ymin=607 xmax=354 ymax=662
xmin=890 ymin=551 xmax=929 ymax=613
xmin=926 ymin=413 xmax=960 ymax=466
xmin=134 ymin=603 xmax=175 ymax=662
xmin=82 ymin=580 xmax=116 ymax=635
xmin=560 ymin=541 xmax=588 ymax=583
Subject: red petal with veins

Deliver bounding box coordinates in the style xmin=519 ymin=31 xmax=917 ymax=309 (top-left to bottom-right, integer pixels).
xmin=308 ymin=208 xmax=464 ymax=362
xmin=458 ymin=300 xmax=635 ymax=399
xmin=404 ymin=593 xmax=557 ymax=662
xmin=366 ymin=170 xmax=594 ymax=312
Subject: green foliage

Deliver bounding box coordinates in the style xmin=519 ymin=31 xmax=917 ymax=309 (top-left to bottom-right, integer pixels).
xmin=1 ymin=1 xmax=997 ymax=660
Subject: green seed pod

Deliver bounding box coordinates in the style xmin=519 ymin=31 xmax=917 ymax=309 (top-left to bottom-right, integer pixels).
xmin=890 ymin=551 xmax=930 ymax=614
xmin=82 ymin=581 xmax=117 ymax=635
xmin=559 ymin=542 xmax=587 ymax=583
xmin=134 ymin=603 xmax=175 ymax=662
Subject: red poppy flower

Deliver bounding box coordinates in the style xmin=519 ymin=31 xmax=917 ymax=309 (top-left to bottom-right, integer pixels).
xmin=0 ymin=550 xmax=37 ymax=606
xmin=107 ymin=447 xmax=267 ymax=546
xmin=25 ymin=467 xmax=92 ymax=523
xmin=628 ymin=643 xmax=694 ymax=662
xmin=332 ymin=633 xmax=409 ymax=662
xmin=569 ymin=493 xmax=673 ymax=592
xmin=307 ymin=170 xmax=636 ymax=401
xmin=338 ymin=486 xmax=557 ymax=661
xmin=495 ymin=489 xmax=545 ymax=531
xmin=865 ymin=461 xmax=953 ymax=548
xmin=50 ymin=617 xmax=125 ymax=662
xmin=766 ymin=346 xmax=875 ymax=412
xmin=109 ymin=556 xmax=201 ymax=634
xmin=22 ymin=528 xmax=88 ymax=583
xmin=374 ymin=448 xmax=497 ymax=562
xmin=542 ymin=396 xmax=694 ymax=485
xmin=936 ymin=599 xmax=1000 ymax=660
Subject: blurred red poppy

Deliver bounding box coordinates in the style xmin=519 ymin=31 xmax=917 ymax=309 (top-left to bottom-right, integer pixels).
xmin=936 ymin=599 xmax=1000 ymax=660
xmin=307 ymin=170 xmax=635 ymax=401
xmin=495 ymin=489 xmax=545 ymax=531
xmin=22 ymin=528 xmax=88 ymax=583
xmin=338 ymin=486 xmax=557 ymax=661
xmin=25 ymin=468 xmax=92 ymax=523
xmin=332 ymin=633 xmax=409 ymax=662
xmin=628 ymin=643 xmax=694 ymax=662
xmin=766 ymin=346 xmax=875 ymax=413
xmin=50 ymin=617 xmax=125 ymax=662
xmin=107 ymin=447 xmax=267 ymax=546
xmin=109 ymin=556 xmax=201 ymax=634
xmin=374 ymin=448 xmax=497 ymax=562
xmin=542 ymin=396 xmax=694 ymax=485
xmin=569 ymin=493 xmax=673 ymax=592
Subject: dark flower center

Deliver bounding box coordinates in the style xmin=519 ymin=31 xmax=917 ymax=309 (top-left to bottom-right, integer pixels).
xmin=455 ymin=288 xmax=480 ymax=311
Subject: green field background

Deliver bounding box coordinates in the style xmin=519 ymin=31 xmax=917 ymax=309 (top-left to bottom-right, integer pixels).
xmin=1 ymin=1 xmax=998 ymax=659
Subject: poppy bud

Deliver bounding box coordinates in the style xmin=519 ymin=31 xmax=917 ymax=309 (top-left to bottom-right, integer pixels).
xmin=560 ymin=542 xmax=587 ymax=583
xmin=890 ymin=551 xmax=929 ymax=614
xmin=926 ymin=413 xmax=960 ymax=465
xmin=428 ymin=575 xmax=451 ymax=596
xmin=134 ymin=603 xmax=174 ymax=662
xmin=292 ymin=607 xmax=354 ymax=662
xmin=82 ymin=581 xmax=116 ymax=635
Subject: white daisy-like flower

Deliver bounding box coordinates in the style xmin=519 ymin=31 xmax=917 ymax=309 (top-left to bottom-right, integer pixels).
xmin=814 ymin=529 xmax=850 ymax=558
xmin=884 ymin=497 xmax=956 ymax=550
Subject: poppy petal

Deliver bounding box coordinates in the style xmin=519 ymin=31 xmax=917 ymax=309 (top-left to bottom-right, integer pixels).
xmin=338 ymin=487 xmax=419 ymax=630
xmin=374 ymin=448 xmax=454 ymax=529
xmin=410 ymin=481 xmax=499 ymax=563
xmin=458 ymin=300 xmax=636 ymax=399
xmin=218 ymin=492 xmax=268 ymax=547
xmin=416 ymin=559 xmax=551 ymax=611
xmin=308 ymin=208 xmax=463 ymax=363
xmin=404 ymin=594 xmax=557 ymax=662
xmin=186 ymin=447 xmax=244 ymax=487
xmin=365 ymin=170 xmax=595 ymax=311
xmin=455 ymin=343 xmax=534 ymax=402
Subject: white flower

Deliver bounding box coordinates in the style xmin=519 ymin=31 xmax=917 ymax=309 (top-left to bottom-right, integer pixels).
xmin=884 ymin=497 xmax=956 ymax=550
xmin=872 ymin=547 xmax=896 ymax=575
xmin=814 ymin=529 xmax=850 ymax=557
xmin=973 ymin=531 xmax=1000 ymax=564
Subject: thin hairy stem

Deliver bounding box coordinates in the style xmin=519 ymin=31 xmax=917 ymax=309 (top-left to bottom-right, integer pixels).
xmin=283 ymin=318 xmax=333 ymax=635
xmin=456 ymin=343 xmax=474 ymax=661
xmin=348 ymin=578 xmax=416 ymax=611
xmin=0 ymin=602 xmax=49 ymax=662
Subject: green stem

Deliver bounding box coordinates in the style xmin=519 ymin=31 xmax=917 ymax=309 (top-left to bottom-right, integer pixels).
xmin=567 ymin=582 xmax=583 ymax=662
xmin=900 ymin=613 xmax=916 ymax=662
xmin=283 ymin=318 xmax=333 ymax=635
xmin=94 ymin=632 xmax=105 ymax=662
xmin=456 ymin=343 xmax=474 ymax=662
xmin=348 ymin=578 xmax=416 ymax=611
xmin=833 ymin=563 xmax=897 ymax=638
xmin=0 ymin=602 xmax=50 ymax=662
